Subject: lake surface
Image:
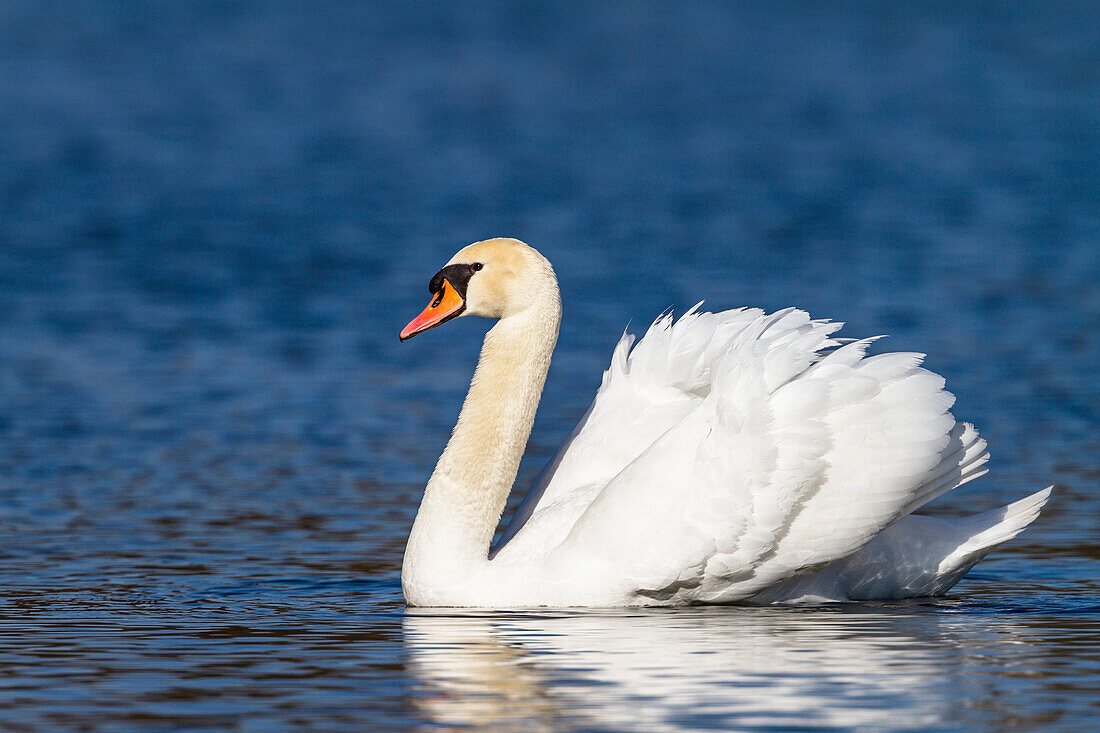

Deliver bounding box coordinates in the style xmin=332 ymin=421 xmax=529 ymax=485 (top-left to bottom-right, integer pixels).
xmin=0 ymin=2 xmax=1097 ymax=730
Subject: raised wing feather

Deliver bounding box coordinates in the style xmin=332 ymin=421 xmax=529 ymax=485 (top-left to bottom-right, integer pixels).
xmin=504 ymin=306 xmax=985 ymax=605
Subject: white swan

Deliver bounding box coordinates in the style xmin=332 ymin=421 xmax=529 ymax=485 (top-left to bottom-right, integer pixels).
xmin=399 ymin=238 xmax=1050 ymax=607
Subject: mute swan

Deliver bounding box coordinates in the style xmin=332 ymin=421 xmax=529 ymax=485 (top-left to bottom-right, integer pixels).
xmin=399 ymin=238 xmax=1050 ymax=607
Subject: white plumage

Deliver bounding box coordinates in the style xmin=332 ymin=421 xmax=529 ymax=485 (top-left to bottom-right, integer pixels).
xmin=401 ymin=239 xmax=1049 ymax=607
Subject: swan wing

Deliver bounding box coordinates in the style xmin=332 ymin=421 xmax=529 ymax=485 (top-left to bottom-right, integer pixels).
xmin=549 ymin=308 xmax=989 ymax=603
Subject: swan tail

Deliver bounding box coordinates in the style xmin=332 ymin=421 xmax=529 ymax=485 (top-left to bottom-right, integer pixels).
xmin=932 ymin=485 xmax=1053 ymax=577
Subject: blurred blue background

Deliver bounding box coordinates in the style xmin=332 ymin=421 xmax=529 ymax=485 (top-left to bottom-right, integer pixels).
xmin=0 ymin=2 xmax=1096 ymax=730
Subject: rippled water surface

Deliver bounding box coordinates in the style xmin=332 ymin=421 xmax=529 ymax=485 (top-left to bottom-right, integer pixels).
xmin=0 ymin=2 xmax=1097 ymax=730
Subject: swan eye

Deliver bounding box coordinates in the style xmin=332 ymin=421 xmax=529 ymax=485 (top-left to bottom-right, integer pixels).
xmin=471 ymin=262 xmax=483 ymax=272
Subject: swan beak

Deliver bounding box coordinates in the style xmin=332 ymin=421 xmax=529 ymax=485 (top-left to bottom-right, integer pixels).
xmin=400 ymin=279 xmax=467 ymax=341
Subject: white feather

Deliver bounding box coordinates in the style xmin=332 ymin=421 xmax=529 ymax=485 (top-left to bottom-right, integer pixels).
xmin=491 ymin=306 xmax=1047 ymax=605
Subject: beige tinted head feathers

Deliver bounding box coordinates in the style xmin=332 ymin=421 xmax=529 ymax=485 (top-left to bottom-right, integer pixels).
xmin=400 ymin=238 xmax=557 ymax=340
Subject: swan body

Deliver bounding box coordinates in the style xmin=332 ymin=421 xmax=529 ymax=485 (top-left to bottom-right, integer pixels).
xmin=400 ymin=238 xmax=1050 ymax=607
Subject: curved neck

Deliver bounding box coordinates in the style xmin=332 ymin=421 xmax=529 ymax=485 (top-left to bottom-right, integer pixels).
xmin=403 ymin=290 xmax=560 ymax=601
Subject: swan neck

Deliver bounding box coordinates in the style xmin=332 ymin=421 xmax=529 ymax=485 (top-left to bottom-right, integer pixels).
xmin=404 ymin=290 xmax=560 ymax=599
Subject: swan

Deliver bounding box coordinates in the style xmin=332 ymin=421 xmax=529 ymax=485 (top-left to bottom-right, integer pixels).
xmin=399 ymin=237 xmax=1050 ymax=607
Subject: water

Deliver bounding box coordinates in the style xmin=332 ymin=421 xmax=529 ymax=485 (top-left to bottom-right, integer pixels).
xmin=0 ymin=1 xmax=1097 ymax=729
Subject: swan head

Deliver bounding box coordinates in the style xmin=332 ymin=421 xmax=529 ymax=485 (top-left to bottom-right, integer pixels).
xmin=400 ymin=238 xmax=557 ymax=341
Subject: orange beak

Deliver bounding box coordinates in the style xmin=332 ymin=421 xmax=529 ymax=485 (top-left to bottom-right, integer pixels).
xmin=400 ymin=279 xmax=466 ymax=341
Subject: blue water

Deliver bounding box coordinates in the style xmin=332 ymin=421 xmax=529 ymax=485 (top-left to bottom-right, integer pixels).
xmin=0 ymin=2 xmax=1097 ymax=730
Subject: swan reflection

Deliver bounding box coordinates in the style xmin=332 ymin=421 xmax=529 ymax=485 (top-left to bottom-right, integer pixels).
xmin=404 ymin=605 xmax=988 ymax=730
